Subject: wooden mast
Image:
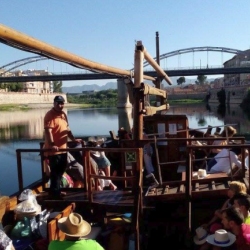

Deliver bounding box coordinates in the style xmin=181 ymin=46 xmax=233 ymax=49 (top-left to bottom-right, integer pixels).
xmin=0 ymin=23 xmax=155 ymax=81
xmin=133 ymin=41 xmax=172 ymax=140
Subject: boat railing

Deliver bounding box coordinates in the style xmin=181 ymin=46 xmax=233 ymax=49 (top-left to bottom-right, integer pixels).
xmin=145 ymin=136 xmax=248 ymax=185
xmin=15 ymin=145 xmax=144 ymax=195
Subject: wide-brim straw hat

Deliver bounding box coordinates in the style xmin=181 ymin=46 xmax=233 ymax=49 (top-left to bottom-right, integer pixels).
xmin=15 ymin=204 xmax=41 ymax=220
xmin=193 ymin=227 xmax=209 ymax=245
xmin=206 ymin=229 xmax=236 ymax=247
xmin=58 ymin=213 xmax=91 ymax=237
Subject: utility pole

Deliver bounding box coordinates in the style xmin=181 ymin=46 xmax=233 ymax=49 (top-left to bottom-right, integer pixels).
xmin=156 ymin=31 xmax=160 ymax=66
xmin=155 ymin=31 xmax=162 ymax=105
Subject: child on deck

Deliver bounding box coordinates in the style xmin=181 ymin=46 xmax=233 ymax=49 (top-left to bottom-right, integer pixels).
xmin=89 ymin=139 xmax=117 ymax=190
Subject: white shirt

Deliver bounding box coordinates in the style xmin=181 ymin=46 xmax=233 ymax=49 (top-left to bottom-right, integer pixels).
xmin=209 ymin=148 xmax=242 ymax=174
xmin=245 ymin=156 xmax=249 ymax=169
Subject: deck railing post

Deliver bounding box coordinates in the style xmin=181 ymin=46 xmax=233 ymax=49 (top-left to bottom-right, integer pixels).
xmin=16 ymin=150 xmax=24 ymax=192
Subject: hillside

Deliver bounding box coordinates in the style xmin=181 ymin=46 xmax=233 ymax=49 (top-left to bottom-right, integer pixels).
xmin=62 ymin=82 xmax=117 ymax=93
xmin=62 ymin=77 xmax=216 ymax=93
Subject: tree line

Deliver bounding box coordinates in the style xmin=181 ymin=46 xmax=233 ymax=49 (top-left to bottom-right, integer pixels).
xmin=177 ymin=75 xmax=207 ymax=86
xmin=67 ymin=89 xmax=117 ymax=106
xmin=0 ymin=81 xmax=63 ymax=92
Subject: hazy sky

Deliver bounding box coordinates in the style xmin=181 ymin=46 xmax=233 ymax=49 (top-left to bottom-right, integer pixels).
xmin=1 ymin=0 xmax=250 ymax=87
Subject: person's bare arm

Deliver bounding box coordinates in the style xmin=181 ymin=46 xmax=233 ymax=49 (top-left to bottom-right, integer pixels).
xmin=68 ymin=130 xmax=82 ymax=143
xmin=202 ymin=199 xmax=229 ymax=229
xmin=44 ymin=127 xmax=58 ymax=151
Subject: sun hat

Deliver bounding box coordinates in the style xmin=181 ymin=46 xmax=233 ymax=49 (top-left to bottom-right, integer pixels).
xmin=206 ymin=229 xmax=236 ymax=247
xmin=193 ymin=227 xmax=209 ymax=245
xmin=54 ymin=95 xmax=65 ymax=102
xmin=58 ymin=213 xmax=91 ymax=237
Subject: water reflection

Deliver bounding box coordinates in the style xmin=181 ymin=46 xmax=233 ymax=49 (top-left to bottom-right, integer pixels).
xmin=0 ymin=104 xmax=249 ymax=141
xmin=217 ymin=104 xmax=226 ymax=118
xmin=1 ymin=104 xmax=250 ymax=196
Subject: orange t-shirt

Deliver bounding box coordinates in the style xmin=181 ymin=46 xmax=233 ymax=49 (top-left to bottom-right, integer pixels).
xmin=44 ymin=108 xmax=69 ymax=156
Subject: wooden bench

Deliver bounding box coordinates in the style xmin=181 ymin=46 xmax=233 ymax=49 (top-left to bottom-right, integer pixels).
xmin=47 ymin=202 xmax=75 ymax=241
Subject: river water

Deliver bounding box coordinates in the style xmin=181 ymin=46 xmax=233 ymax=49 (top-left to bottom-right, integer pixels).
xmin=0 ymin=103 xmax=249 ymax=196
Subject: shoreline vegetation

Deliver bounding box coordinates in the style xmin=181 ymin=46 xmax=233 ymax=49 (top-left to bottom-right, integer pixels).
xmin=0 ymin=103 xmax=91 ymax=111
xmin=0 ymin=99 xmax=204 ymax=111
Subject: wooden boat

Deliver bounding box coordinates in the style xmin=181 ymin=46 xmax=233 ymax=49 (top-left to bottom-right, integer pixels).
xmin=1 ymin=24 xmax=250 ymax=249
xmin=1 ymin=124 xmax=250 ymax=250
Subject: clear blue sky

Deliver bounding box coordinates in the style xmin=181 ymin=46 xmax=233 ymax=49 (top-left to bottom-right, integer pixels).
xmin=1 ymin=0 xmax=250 ymax=87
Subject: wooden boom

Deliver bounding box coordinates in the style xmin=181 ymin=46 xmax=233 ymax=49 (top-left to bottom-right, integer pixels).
xmin=0 ymin=23 xmax=155 ymax=81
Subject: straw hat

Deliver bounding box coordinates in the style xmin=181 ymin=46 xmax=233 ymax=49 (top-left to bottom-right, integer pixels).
xmin=58 ymin=213 xmax=91 ymax=237
xmin=193 ymin=227 xmax=209 ymax=245
xmin=206 ymin=229 xmax=236 ymax=247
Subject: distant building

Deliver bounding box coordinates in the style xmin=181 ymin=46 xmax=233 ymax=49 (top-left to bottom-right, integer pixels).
xmin=82 ymin=90 xmax=97 ymax=95
xmin=5 ymin=69 xmax=52 ymax=93
xmin=210 ymin=77 xmax=224 ymax=89
xmin=223 ymin=49 xmax=250 ymax=87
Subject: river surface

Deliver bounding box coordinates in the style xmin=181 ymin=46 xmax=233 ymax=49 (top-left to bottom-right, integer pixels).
xmin=0 ymin=103 xmax=249 ymax=196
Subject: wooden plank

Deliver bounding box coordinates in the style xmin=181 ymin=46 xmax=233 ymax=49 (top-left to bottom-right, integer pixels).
xmin=179 ymin=184 xmax=185 ymax=193
xmin=167 ymin=186 xmax=179 ymax=194
xmin=164 ymin=185 xmax=169 ymax=194
xmin=211 ymin=181 xmax=216 ymax=190
xmin=243 ymin=177 xmax=249 ymax=191
xmin=157 ymin=188 xmax=163 ymax=195
xmin=197 ymin=183 xmax=210 ymax=191
xmin=195 ymin=183 xmax=199 ymax=191
xmin=0 ymin=196 xmax=9 ymax=222
xmin=47 ymin=203 xmax=75 ymax=242
xmin=215 ymin=182 xmax=228 ymax=190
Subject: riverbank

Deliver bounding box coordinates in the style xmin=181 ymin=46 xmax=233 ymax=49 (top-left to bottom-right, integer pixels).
xmin=0 ymin=103 xmax=89 ymax=111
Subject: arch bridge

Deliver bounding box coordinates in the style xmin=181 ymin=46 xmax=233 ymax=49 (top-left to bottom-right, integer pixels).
xmin=0 ymin=46 xmax=247 ymax=77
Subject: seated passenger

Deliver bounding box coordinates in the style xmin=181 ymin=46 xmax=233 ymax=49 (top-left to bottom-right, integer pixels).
xmin=201 ymin=181 xmax=247 ymax=234
xmin=118 ymin=127 xmax=131 ymax=140
xmin=207 ymin=126 xmax=237 ymax=160
xmin=207 ymin=147 xmax=246 ymax=174
xmin=199 ymin=206 xmax=250 ymax=250
xmin=48 ymin=212 xmax=104 ymax=250
xmin=66 ymin=152 xmax=84 ymax=187
xmin=143 ymin=132 xmax=155 ymax=175
xmin=233 ymin=193 xmax=250 ymax=224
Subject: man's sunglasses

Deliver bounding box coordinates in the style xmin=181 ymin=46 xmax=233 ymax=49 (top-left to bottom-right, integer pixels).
xmin=56 ymin=102 xmax=64 ymax=105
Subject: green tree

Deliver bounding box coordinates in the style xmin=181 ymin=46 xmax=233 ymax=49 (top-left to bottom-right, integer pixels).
xmin=196 ymin=75 xmax=207 ymax=85
xmin=1 ymin=82 xmax=24 ymax=92
xmin=53 ymin=81 xmax=63 ymax=93
xmin=177 ymin=76 xmax=186 ymax=86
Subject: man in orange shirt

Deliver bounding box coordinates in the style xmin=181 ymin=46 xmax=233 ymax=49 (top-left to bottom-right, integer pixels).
xmin=44 ymin=95 xmax=82 ymax=199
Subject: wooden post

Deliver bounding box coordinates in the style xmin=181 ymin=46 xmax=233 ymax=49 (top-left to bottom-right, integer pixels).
xmin=133 ymin=41 xmax=144 ymax=141
xmin=155 ymin=31 xmax=162 ymax=97
xmin=16 ymin=150 xmax=24 ymax=192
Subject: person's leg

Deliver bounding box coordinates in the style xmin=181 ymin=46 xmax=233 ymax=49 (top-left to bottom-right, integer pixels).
xmin=207 ymin=158 xmax=217 ymax=172
xmin=48 ymin=153 xmax=68 ymax=197
xmin=143 ymin=153 xmax=154 ymax=175
xmin=104 ymin=165 xmax=111 ymax=177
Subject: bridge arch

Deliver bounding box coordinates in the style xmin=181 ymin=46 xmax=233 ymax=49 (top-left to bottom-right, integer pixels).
xmin=2 ymin=46 xmax=246 ymax=75
xmin=0 ymin=56 xmax=47 ymax=76
xmin=143 ymin=46 xmax=245 ymax=68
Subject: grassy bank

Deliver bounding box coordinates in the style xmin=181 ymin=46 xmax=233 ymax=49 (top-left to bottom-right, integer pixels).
xmin=168 ymin=99 xmax=204 ymax=104
xmin=0 ymin=103 xmax=94 ymax=111
xmin=0 ymin=104 xmax=31 ymax=111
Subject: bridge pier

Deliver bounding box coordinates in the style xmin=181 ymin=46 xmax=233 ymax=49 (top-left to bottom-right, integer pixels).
xmin=117 ymin=78 xmax=132 ymax=108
